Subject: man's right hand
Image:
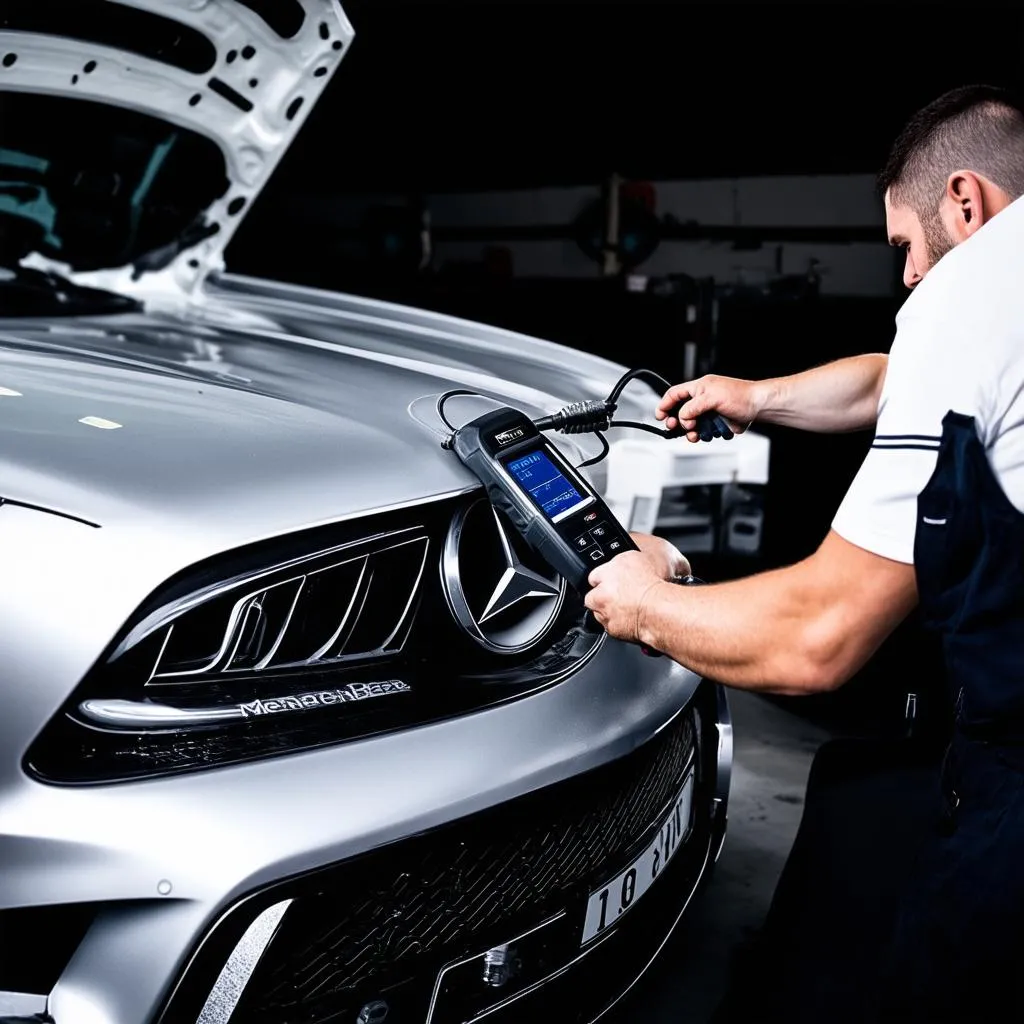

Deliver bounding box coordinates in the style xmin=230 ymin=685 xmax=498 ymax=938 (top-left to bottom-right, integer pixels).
xmin=655 ymin=374 xmax=767 ymax=443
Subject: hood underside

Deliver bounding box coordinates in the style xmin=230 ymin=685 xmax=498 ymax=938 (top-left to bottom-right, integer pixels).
xmin=0 ymin=0 xmax=352 ymax=294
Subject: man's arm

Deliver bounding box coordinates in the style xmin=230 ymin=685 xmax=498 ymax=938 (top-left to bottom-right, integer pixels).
xmin=584 ymin=530 xmax=918 ymax=695
xmin=657 ymin=354 xmax=889 ymax=440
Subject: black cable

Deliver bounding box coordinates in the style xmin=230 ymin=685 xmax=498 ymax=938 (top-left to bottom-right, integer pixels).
xmin=577 ymin=430 xmax=610 ymax=468
xmin=608 ymin=367 xmax=673 ymax=405
xmin=436 ymin=388 xmax=481 ymax=447
xmin=436 ymin=388 xmax=479 ymax=431
xmin=608 ymin=419 xmax=683 ymax=437
xmin=435 ymin=368 xmax=731 ymax=464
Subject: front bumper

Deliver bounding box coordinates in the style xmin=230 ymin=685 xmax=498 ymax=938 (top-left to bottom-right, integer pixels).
xmin=161 ymin=690 xmax=722 ymax=1024
xmin=2 ymin=643 xmax=729 ymax=1024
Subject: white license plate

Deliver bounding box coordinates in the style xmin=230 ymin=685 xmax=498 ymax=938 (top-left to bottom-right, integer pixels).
xmin=580 ymin=770 xmax=694 ymax=945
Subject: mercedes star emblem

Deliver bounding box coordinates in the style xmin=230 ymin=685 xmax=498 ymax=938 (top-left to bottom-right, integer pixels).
xmin=443 ymin=499 xmax=565 ymax=653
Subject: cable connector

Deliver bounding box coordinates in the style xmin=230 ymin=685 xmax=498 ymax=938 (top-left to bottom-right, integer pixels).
xmin=534 ymin=399 xmax=615 ymax=434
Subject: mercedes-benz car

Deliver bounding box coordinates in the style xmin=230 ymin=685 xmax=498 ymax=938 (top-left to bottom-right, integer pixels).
xmin=0 ymin=3 xmax=732 ymax=1023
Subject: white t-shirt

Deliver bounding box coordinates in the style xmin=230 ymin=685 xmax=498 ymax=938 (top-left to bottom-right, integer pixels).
xmin=832 ymin=193 xmax=1024 ymax=564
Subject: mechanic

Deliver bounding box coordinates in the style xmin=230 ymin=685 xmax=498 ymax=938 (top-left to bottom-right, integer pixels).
xmin=585 ymin=83 xmax=1024 ymax=1022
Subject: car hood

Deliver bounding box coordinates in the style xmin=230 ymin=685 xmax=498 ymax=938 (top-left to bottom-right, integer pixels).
xmin=207 ymin=271 xmax=664 ymax=424
xmin=1 ymin=0 xmax=352 ymax=295
xmin=0 ymin=312 xmax=600 ymax=550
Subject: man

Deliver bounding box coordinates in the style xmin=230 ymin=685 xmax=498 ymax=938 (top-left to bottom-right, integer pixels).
xmin=586 ymin=84 xmax=1024 ymax=1021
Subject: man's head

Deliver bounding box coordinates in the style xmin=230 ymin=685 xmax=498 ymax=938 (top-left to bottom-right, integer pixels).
xmin=878 ymin=84 xmax=1024 ymax=288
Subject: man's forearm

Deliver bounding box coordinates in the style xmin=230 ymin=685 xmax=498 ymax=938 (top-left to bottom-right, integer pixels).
xmin=637 ymin=565 xmax=831 ymax=695
xmin=630 ymin=529 xmax=918 ymax=696
xmin=754 ymin=354 xmax=888 ymax=433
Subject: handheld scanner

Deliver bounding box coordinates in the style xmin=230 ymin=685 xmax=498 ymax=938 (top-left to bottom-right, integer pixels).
xmin=449 ymin=406 xmax=636 ymax=593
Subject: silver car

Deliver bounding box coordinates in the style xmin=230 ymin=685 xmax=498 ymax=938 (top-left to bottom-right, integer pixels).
xmin=0 ymin=3 xmax=731 ymax=1023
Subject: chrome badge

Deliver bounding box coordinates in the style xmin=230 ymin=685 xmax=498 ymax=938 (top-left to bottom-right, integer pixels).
xmin=443 ymin=499 xmax=565 ymax=654
xmin=238 ymin=680 xmax=411 ymax=718
xmin=79 ymin=680 xmax=411 ymax=729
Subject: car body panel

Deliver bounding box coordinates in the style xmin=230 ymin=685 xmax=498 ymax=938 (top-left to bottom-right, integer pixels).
xmin=0 ymin=312 xmax=596 ymax=531
xmin=206 ymin=270 xmax=662 ymax=424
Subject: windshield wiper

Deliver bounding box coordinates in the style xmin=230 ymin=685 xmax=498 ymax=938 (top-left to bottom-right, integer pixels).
xmin=0 ymin=264 xmax=141 ymax=318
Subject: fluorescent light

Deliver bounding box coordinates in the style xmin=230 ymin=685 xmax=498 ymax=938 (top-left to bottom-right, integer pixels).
xmin=79 ymin=416 xmax=123 ymax=430
xmin=0 ymin=387 xmax=22 ymax=397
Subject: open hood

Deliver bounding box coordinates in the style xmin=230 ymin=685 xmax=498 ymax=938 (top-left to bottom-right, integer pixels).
xmin=0 ymin=0 xmax=353 ymax=296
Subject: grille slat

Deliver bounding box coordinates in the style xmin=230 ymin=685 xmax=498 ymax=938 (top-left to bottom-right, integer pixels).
xmin=146 ymin=532 xmax=429 ymax=685
xmin=232 ymin=713 xmax=698 ymax=1023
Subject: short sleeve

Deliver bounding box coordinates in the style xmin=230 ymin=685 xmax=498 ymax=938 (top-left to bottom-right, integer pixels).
xmin=831 ymin=303 xmax=990 ymax=564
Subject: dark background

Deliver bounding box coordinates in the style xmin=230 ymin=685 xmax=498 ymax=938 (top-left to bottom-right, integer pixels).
xmin=248 ymin=2 xmax=1024 ymax=194
xmin=228 ymin=2 xmax=1024 ymax=737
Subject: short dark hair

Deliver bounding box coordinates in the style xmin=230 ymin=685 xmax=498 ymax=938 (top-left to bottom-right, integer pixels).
xmin=877 ymin=84 xmax=1024 ymax=215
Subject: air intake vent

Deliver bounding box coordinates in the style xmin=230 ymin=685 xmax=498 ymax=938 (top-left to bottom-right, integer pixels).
xmin=125 ymin=531 xmax=429 ymax=687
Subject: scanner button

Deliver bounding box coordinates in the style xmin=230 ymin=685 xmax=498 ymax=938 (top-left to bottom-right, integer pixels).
xmin=590 ymin=522 xmax=610 ymax=541
xmin=607 ymin=538 xmax=624 ymax=554
xmin=587 ymin=546 xmax=605 ymax=562
xmin=573 ymin=534 xmax=591 ymax=552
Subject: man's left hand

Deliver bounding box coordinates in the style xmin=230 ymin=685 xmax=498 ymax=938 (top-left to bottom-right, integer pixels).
xmin=585 ymin=550 xmax=666 ymax=642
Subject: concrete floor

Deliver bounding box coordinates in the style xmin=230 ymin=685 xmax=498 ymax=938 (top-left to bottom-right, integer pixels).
xmin=605 ymin=689 xmax=832 ymax=1022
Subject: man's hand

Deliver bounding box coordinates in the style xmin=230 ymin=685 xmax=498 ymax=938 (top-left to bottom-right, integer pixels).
xmin=585 ymin=550 xmax=668 ymax=643
xmin=655 ymin=374 xmax=769 ymax=443
xmin=630 ymin=531 xmax=691 ymax=580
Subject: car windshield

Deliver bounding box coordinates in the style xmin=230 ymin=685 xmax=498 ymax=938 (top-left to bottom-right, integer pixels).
xmin=0 ymin=91 xmax=229 ymax=279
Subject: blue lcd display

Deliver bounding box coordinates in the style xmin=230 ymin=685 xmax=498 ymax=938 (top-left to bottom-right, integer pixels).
xmin=505 ymin=448 xmax=588 ymax=521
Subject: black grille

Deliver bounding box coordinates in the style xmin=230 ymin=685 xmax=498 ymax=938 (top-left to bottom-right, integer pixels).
xmin=218 ymin=709 xmax=702 ymax=1023
xmin=143 ymin=531 xmax=430 ymax=684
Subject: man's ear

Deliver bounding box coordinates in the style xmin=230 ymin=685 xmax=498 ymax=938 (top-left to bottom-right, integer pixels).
xmin=944 ymin=170 xmax=986 ymax=239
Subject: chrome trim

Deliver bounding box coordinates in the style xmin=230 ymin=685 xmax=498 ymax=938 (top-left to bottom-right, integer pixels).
xmin=79 ymin=699 xmax=244 ymax=727
xmin=196 ymin=900 xmax=292 ymax=1024
xmin=222 ymin=592 xmax=270 ymax=676
xmin=378 ymin=536 xmax=430 ymax=650
xmin=336 ymin=565 xmax=373 ymax=658
xmin=79 ymin=679 xmax=415 ymax=729
xmin=144 ymin=623 xmax=174 ymax=685
xmin=115 ymin=526 xmax=426 ymax=663
xmin=254 ymin=575 xmax=307 ymax=671
xmin=140 ymin=533 xmax=429 ymax=684
xmin=0 ymin=991 xmax=47 ymax=1018
xmin=442 ymin=500 xmax=565 ymax=655
xmin=309 ymin=557 xmax=368 ymax=662
xmin=151 ymin=570 xmax=304 ymax=681
xmin=715 ymin=683 xmax=733 ymax=807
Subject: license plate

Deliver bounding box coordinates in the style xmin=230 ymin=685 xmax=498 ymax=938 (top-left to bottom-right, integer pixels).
xmin=580 ymin=770 xmax=694 ymax=945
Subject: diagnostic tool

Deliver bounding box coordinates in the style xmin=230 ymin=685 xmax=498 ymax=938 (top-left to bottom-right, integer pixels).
xmin=450 ymin=406 xmax=635 ymax=592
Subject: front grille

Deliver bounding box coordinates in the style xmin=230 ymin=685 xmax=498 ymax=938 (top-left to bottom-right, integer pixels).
xmin=27 ymin=494 xmax=601 ymax=784
xmin=141 ymin=530 xmax=429 ymax=685
xmin=162 ymin=704 xmax=711 ymax=1024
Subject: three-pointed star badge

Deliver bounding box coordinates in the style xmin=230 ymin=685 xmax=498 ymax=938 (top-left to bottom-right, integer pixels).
xmin=478 ymin=508 xmax=562 ymax=623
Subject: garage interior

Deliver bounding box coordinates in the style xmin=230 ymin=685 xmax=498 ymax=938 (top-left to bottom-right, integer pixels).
xmin=210 ymin=4 xmax=1024 ymax=1021
xmin=4 ymin=2 xmax=1024 ymax=1021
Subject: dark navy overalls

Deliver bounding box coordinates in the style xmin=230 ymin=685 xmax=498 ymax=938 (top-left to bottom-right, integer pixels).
xmin=870 ymin=411 xmax=1024 ymax=1022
